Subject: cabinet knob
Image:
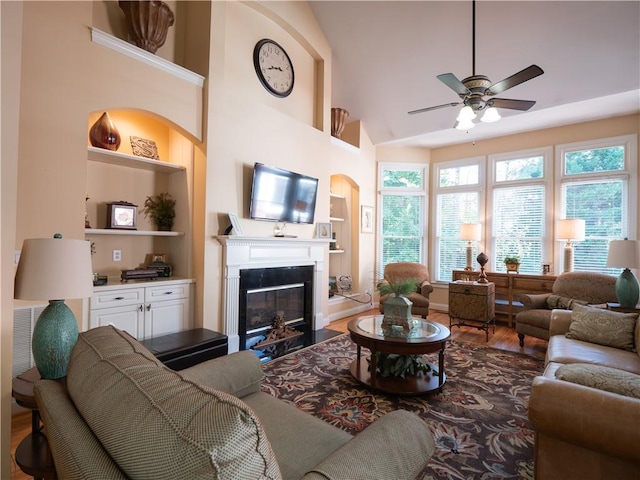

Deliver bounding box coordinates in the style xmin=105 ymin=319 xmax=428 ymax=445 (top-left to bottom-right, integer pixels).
xmin=464 ymin=288 xmax=471 ymax=295
xmin=146 ymin=304 xmax=151 ymax=311
xmin=139 ymin=305 xmax=143 ymax=312
xmin=165 ymin=291 xmax=173 ymax=295
xmin=115 ymin=296 xmax=125 ymax=300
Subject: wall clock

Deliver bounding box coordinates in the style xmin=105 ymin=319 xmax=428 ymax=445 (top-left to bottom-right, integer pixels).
xmin=253 ymin=38 xmax=294 ymax=98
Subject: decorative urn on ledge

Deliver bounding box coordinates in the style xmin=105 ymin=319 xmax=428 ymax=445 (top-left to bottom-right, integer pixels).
xmin=119 ymin=0 xmax=175 ymax=54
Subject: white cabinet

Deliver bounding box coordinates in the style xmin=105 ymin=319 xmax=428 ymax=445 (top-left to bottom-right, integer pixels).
xmin=89 ymin=279 xmax=193 ymax=340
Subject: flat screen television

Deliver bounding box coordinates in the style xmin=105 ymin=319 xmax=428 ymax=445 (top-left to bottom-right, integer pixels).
xmin=249 ymin=163 xmax=318 ymax=224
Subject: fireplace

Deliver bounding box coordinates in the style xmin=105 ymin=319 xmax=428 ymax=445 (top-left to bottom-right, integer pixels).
xmin=216 ymin=236 xmax=329 ymax=354
xmin=240 ymin=266 xmax=313 ymax=361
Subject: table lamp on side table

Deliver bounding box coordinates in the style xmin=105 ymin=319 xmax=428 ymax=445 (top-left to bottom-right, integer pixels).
xmin=557 ymin=219 xmax=585 ymax=273
xmin=606 ymin=238 xmax=640 ymax=308
xmin=460 ymin=223 xmax=481 ymax=271
xmin=14 ymin=234 xmax=93 ymax=379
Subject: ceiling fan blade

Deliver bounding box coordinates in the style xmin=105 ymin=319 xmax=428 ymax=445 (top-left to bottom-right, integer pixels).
xmin=437 ymin=73 xmax=471 ymax=96
xmin=408 ymin=102 xmax=461 ymax=115
xmin=486 ymin=65 xmax=544 ymax=96
xmin=489 ymin=98 xmax=536 ymax=111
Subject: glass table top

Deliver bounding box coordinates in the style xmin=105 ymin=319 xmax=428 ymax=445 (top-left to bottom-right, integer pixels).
xmin=355 ymin=315 xmax=441 ymax=340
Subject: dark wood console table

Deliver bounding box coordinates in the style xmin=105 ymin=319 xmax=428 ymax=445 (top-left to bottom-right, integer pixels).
xmin=452 ymin=270 xmax=557 ymax=326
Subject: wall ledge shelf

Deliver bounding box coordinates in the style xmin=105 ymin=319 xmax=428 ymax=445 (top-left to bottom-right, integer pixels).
xmin=329 ymin=217 xmax=345 ymax=222
xmin=329 ymin=249 xmax=345 ymax=254
xmin=330 ymin=193 xmax=345 ymax=199
xmin=90 ymin=28 xmax=204 ymax=87
xmin=88 ymin=146 xmax=185 ymax=173
xmin=330 ymin=135 xmax=359 ymax=153
xmin=85 ymin=228 xmax=184 ymax=237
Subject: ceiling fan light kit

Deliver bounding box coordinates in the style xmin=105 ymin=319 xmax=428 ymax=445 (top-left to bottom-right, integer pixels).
xmin=480 ymin=107 xmax=501 ymax=123
xmin=409 ymin=0 xmax=543 ymax=131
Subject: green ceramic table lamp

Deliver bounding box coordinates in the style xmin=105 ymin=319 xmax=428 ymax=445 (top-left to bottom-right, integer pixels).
xmin=606 ymin=238 xmax=640 ymax=308
xmin=14 ymin=234 xmax=93 ymax=379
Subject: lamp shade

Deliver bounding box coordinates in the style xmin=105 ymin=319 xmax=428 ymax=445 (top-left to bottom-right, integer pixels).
xmin=606 ymin=239 xmax=640 ymax=268
xmin=460 ymin=223 xmax=481 ymax=241
xmin=556 ymin=219 xmax=585 ymax=241
xmin=14 ymin=234 xmax=94 ymax=379
xmin=15 ymin=235 xmax=94 ymax=301
xmin=481 ymin=107 xmax=501 ymax=123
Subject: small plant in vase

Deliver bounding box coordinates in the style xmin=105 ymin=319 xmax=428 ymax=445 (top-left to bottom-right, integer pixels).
xmin=378 ymin=276 xmax=420 ymax=332
xmin=504 ymin=255 xmax=521 ymax=273
xmin=142 ymin=192 xmax=176 ymax=231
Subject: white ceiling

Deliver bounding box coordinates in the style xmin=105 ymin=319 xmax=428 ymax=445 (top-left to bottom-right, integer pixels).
xmin=308 ymin=1 xmax=640 ymax=148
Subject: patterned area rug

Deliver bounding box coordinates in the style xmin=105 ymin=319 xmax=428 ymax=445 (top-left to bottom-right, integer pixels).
xmin=261 ymin=334 xmax=544 ymax=480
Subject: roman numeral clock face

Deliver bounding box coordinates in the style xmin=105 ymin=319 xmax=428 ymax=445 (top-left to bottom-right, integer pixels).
xmin=253 ymin=39 xmax=294 ymax=98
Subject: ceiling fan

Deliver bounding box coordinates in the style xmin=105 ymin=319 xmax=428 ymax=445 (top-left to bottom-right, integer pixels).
xmin=408 ymin=0 xmax=544 ymax=129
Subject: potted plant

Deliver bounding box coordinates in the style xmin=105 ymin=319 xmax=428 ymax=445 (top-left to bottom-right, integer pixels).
xmin=142 ymin=192 xmax=176 ymax=231
xmin=504 ymin=255 xmax=521 ymax=273
xmin=377 ymin=275 xmax=420 ymax=331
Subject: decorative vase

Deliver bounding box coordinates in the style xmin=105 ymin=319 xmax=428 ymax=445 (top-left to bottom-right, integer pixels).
xmin=381 ymin=295 xmax=415 ymax=332
xmin=89 ymin=112 xmax=121 ymax=151
xmin=119 ymin=0 xmax=175 ymax=54
xmin=331 ymin=108 xmax=349 ymax=139
xmin=477 ymin=252 xmax=489 ymax=283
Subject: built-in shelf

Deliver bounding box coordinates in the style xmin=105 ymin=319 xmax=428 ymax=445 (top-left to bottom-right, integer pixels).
xmin=90 ymin=28 xmax=204 ymax=87
xmin=85 ymin=228 xmax=184 ymax=237
xmin=88 ymin=146 xmax=185 ymax=174
xmin=329 ymin=217 xmax=345 ymax=222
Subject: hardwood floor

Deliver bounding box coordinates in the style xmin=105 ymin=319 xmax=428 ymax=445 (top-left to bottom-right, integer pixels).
xmin=328 ymin=308 xmax=548 ymax=360
xmin=9 ymin=308 xmax=546 ymax=480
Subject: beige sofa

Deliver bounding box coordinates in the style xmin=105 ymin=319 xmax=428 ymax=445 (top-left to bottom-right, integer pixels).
xmin=34 ymin=326 xmax=435 ymax=480
xmin=515 ymin=271 xmax=617 ymax=346
xmin=528 ymin=307 xmax=640 ymax=479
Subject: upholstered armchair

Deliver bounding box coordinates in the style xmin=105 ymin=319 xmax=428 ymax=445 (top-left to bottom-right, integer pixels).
xmin=378 ymin=262 xmax=433 ymax=319
xmin=515 ymin=271 xmax=617 ymax=346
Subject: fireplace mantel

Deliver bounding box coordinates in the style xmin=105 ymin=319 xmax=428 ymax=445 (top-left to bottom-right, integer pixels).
xmin=215 ymin=236 xmax=329 ymax=352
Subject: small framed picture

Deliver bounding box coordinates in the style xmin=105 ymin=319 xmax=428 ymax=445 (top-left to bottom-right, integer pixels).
xmin=130 ymin=136 xmax=160 ymax=160
xmin=106 ymin=202 xmax=137 ymax=230
xmin=316 ymin=222 xmax=332 ymax=240
xmin=361 ymin=205 xmax=374 ymax=233
xmin=228 ymin=213 xmax=243 ymax=236
xmin=151 ymin=254 xmax=167 ymax=263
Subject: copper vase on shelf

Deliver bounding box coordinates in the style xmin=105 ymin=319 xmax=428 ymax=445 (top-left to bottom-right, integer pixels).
xmin=331 ymin=108 xmax=349 ymax=139
xmin=89 ymin=112 xmax=121 ymax=151
xmin=119 ymin=0 xmax=175 ymax=54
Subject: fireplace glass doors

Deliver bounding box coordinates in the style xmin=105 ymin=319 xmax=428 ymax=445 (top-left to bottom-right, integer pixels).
xmin=239 ymin=265 xmax=313 ymax=361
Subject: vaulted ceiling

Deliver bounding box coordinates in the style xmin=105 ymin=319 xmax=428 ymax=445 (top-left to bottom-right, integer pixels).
xmin=309 ymin=1 xmax=640 ymax=147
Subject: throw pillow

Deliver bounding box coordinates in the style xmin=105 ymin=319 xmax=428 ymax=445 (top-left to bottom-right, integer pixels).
xmin=546 ymin=295 xmax=587 ymax=310
xmin=566 ymin=304 xmax=638 ymax=352
xmin=556 ymin=363 xmax=640 ymax=399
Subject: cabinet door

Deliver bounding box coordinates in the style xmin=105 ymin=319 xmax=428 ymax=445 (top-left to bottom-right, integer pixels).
xmin=144 ymin=298 xmax=190 ymax=339
xmin=90 ymin=303 xmax=145 ymax=339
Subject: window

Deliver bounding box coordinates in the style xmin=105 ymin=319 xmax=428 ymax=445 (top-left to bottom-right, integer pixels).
xmin=556 ymin=135 xmax=637 ymax=274
xmin=432 ymin=158 xmax=483 ymax=282
xmin=378 ymin=163 xmax=428 ymax=274
xmin=489 ymin=148 xmax=552 ymax=273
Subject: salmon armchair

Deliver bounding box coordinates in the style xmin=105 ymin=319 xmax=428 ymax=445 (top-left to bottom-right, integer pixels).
xmin=378 ymin=262 xmax=433 ymax=319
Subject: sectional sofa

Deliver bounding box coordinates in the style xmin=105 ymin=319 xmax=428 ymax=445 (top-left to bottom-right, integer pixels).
xmin=34 ymin=325 xmax=435 ymax=480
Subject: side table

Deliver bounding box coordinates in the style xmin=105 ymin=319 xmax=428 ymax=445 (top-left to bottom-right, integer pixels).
xmin=12 ymin=367 xmax=57 ymax=480
xmin=606 ymin=302 xmax=640 ymax=313
xmin=449 ymin=281 xmax=496 ymax=341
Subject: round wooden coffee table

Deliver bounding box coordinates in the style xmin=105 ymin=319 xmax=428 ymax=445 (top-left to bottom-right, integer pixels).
xmin=347 ymin=315 xmax=450 ymax=395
